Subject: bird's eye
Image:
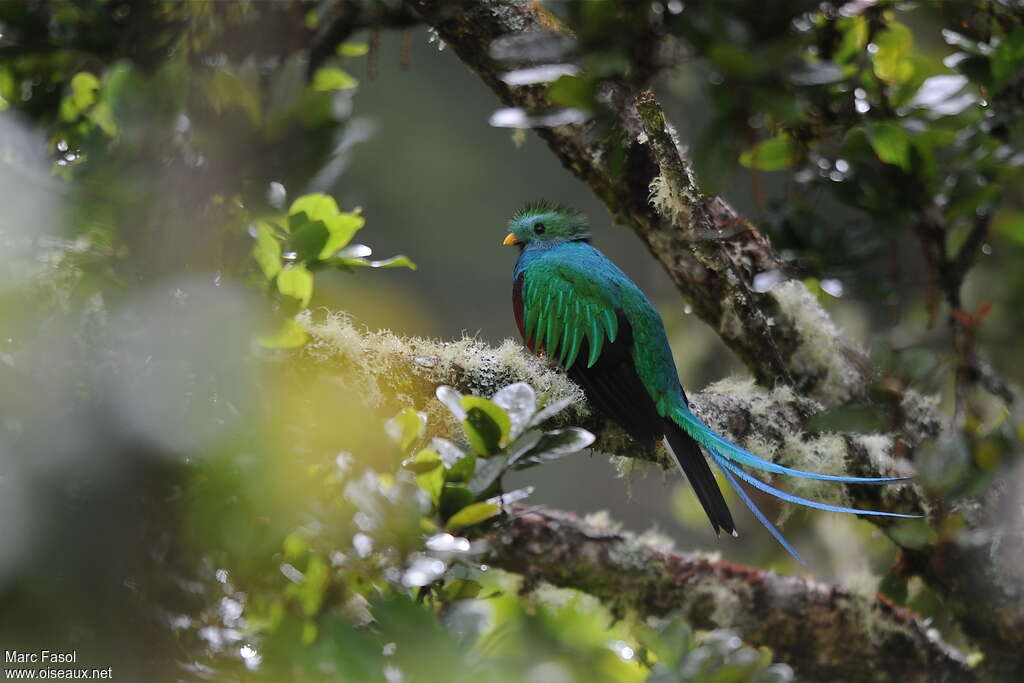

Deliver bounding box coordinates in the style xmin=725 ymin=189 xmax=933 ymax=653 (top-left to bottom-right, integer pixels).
xmin=533 ymin=222 xmax=546 ymax=235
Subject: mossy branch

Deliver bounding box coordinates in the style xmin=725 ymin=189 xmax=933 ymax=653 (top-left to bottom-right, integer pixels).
xmin=483 ymin=506 xmax=972 ymax=683
xmin=300 ymin=313 xmax=925 ymax=524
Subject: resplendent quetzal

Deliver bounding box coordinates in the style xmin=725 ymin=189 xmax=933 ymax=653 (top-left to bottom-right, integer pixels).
xmin=503 ymin=201 xmax=915 ymax=562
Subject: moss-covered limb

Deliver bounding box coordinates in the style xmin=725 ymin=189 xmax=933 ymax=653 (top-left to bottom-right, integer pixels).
xmin=482 ymin=507 xmax=972 ymax=683
xmin=299 ymin=315 xmax=925 ymax=517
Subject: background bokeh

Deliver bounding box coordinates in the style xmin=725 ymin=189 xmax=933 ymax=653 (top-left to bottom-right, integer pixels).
xmin=2 ymin=1 xmax=1021 ymax=679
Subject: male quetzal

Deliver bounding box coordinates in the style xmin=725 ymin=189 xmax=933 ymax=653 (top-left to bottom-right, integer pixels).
xmin=503 ymin=201 xmax=914 ymax=562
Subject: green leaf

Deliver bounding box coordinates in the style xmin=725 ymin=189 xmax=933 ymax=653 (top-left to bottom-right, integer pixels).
xmin=547 ymin=74 xmax=596 ymax=109
xmin=887 ymin=519 xmax=936 ymax=549
xmin=833 ymin=16 xmax=867 ymax=65
xmin=256 ymin=318 xmax=308 ymax=349
xmin=411 ymin=449 xmax=444 ymax=502
xmin=436 ymin=386 xmax=466 ymax=419
xmin=289 ymin=193 xmax=340 ymax=222
xmin=312 ymin=67 xmax=359 ymax=91
xmin=872 ymin=22 xmax=914 ymax=84
xmin=636 ymin=614 xmax=692 ymax=670
xmin=460 ymin=396 xmax=511 ymax=455
xmin=70 ymin=71 xmax=100 ymax=111
xmin=331 ymin=254 xmax=417 ymax=270
xmin=991 ymin=27 xmax=1024 ymax=92
xmin=290 ymin=221 xmax=329 ymax=262
xmin=442 ymin=578 xmax=481 ymax=601
xmin=446 ymin=502 xmax=500 ymax=531
xmin=468 ymin=454 xmax=509 ymax=495
xmin=515 ymin=428 xmax=594 ymax=466
xmin=88 ymin=103 xmax=118 ymax=137
xmin=319 ymin=212 xmax=365 ymax=258
xmin=252 ymin=221 xmax=282 ymax=279
xmin=994 ymin=210 xmax=1024 ymax=247
xmin=739 ymin=135 xmax=798 ymax=171
xmin=439 ymin=484 xmax=474 ymax=521
xmin=277 ymin=265 xmax=314 ymax=306
xmin=866 ymin=122 xmax=911 ymax=171
xmin=204 ymin=68 xmax=262 ymax=124
xmin=338 ymin=42 xmax=369 ymax=57
xmin=490 ymin=383 xmax=536 ymax=441
xmin=386 ymin=408 xmax=426 ymax=451
xmin=447 ymin=452 xmax=477 ymax=483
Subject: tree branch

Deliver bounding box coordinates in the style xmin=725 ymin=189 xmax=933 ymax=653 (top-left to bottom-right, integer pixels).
xmin=483 ymin=507 xmax=972 ymax=683
xmin=299 ymin=313 xmax=927 ymax=524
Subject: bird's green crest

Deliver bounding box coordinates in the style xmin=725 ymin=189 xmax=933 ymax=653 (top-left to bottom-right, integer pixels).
xmin=507 ymin=201 xmax=590 ymax=246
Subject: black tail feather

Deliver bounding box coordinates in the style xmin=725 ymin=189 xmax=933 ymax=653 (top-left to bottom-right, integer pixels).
xmin=662 ymin=418 xmax=736 ymax=537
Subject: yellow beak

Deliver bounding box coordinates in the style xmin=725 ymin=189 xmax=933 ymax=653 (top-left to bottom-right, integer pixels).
xmin=502 ymin=233 xmax=520 ymax=246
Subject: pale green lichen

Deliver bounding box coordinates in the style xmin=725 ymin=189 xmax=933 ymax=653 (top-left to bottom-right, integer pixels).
xmin=582 ymin=510 xmax=622 ymax=535
xmin=771 ymin=280 xmax=867 ymax=405
xmin=648 ymin=174 xmax=688 ymax=227
xmin=297 ymin=311 xmax=585 ymax=425
xmin=778 ymin=433 xmax=851 ymax=507
xmin=635 ymin=526 xmax=676 ymax=554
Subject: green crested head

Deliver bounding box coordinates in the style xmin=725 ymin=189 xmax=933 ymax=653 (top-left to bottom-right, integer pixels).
xmin=503 ymin=201 xmax=590 ymax=248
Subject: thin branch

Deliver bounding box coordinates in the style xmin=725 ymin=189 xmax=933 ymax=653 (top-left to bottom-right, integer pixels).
xmin=483 ymin=507 xmax=973 ymax=683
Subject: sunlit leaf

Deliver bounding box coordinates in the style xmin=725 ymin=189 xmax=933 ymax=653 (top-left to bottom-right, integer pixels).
xmin=460 ymin=396 xmax=511 ymax=454
xmin=338 ymin=43 xmax=369 ymax=57
xmin=411 ymin=450 xmax=444 ymax=503
xmin=431 ymin=437 xmax=468 ymax=465
xmin=70 ymin=71 xmax=100 ymax=112
xmin=872 ymin=22 xmax=914 ymax=84
xmin=739 ymin=135 xmax=798 ymax=171
xmin=446 ymin=502 xmax=500 ymax=531
xmin=436 ymin=386 xmax=466 ymax=420
xmin=490 ymin=383 xmax=535 ymax=440
xmin=289 ymin=193 xmax=341 ymax=221
xmin=256 ymin=318 xmax=308 ymax=348
xmin=909 ymin=75 xmax=974 ymax=116
xmin=468 ymin=454 xmax=509 ymax=495
xmin=516 ymin=428 xmax=594 ymax=466
xmin=252 ymin=221 xmax=282 ymax=279
xmin=386 ymin=408 xmax=426 ymax=451
xmin=312 ymin=67 xmax=359 ymax=91
xmin=331 ymin=254 xmax=417 ymax=270
xmin=528 ymin=395 xmax=575 ymax=428
xmin=319 ymin=212 xmax=365 ymax=258
xmin=834 ymin=16 xmax=868 ymax=65
xmin=277 ymin=265 xmax=314 ymax=306
xmin=485 ymin=486 xmax=534 ymax=506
